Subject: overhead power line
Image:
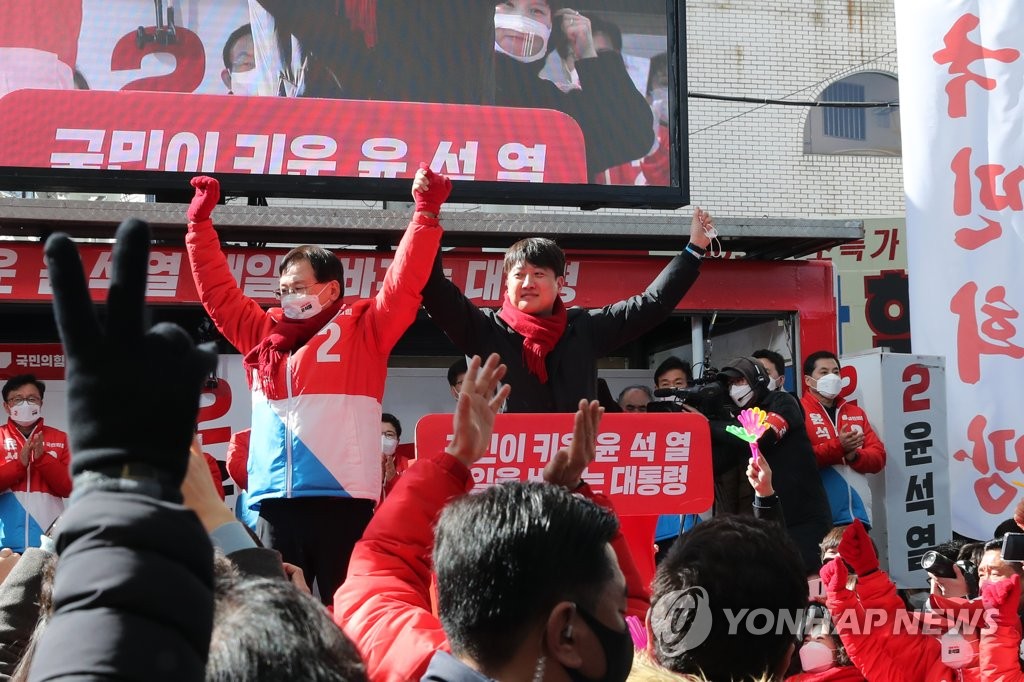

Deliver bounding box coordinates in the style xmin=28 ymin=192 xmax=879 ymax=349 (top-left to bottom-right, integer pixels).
xmin=688 ymin=92 xmax=898 ymax=108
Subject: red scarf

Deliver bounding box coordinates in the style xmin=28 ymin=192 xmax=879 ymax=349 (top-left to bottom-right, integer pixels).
xmin=498 ymin=294 xmax=567 ymax=384
xmin=243 ymin=298 xmax=344 ymax=400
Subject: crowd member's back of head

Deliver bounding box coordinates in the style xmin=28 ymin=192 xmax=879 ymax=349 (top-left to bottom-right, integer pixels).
xmin=651 ymin=515 xmax=807 ymax=681
xmin=207 ymin=575 xmax=367 ymax=682
xmin=994 ymin=517 xmax=1020 ymax=540
xmin=434 ymin=480 xmax=619 ymax=673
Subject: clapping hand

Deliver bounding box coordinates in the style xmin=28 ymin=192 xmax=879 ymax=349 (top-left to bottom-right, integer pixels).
xmin=445 ymin=354 xmax=511 ymax=468
xmin=543 ymin=399 xmax=604 ymax=490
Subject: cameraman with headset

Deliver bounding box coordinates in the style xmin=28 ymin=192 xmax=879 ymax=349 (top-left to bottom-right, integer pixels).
xmin=695 ymin=357 xmax=832 ymax=574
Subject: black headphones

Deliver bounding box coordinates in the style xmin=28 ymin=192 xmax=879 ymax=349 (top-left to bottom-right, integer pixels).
xmin=727 ymin=357 xmax=770 ymax=392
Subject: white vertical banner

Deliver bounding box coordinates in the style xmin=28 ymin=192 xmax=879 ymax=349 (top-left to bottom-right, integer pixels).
xmin=845 ymin=351 xmax=950 ymax=588
xmin=896 ymin=1 xmax=1024 ymax=539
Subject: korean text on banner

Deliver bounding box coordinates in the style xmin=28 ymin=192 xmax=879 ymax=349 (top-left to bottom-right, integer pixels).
xmin=895 ymin=1 xmax=1024 ymax=538
xmin=415 ymin=412 xmax=713 ymax=517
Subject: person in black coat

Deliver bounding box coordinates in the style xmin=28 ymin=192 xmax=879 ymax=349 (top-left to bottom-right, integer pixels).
xmin=708 ymin=356 xmax=833 ymax=575
xmin=492 ymin=0 xmax=655 ymax=176
xmin=420 ymin=206 xmax=713 ymax=414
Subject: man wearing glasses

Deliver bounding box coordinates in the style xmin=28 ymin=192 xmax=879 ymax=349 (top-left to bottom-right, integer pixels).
xmin=0 ymin=374 xmax=71 ymax=552
xmin=183 ymin=165 xmax=450 ymax=604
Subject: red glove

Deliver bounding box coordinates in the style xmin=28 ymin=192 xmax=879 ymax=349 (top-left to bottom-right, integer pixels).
xmin=838 ymin=519 xmax=879 ymax=576
xmin=412 ymin=162 xmax=452 ymax=215
xmin=982 ymin=574 xmax=1021 ymax=627
xmin=640 ymin=125 xmax=670 ymax=186
xmin=819 ymin=556 xmax=850 ymax=594
xmin=188 ymin=176 xmax=221 ymax=223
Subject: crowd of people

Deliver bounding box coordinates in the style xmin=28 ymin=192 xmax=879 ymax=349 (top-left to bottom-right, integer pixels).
xmin=0 ymin=166 xmax=1021 ymax=681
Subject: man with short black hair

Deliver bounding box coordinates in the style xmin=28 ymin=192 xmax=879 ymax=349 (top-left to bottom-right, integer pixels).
xmin=651 ymin=515 xmax=808 ymax=680
xmin=752 ymin=348 xmax=786 ymax=391
xmin=421 ymin=210 xmax=712 ymax=413
xmin=800 ymin=350 xmax=886 ymax=528
xmin=446 ymin=357 xmax=468 ymax=400
xmin=653 ymin=355 xmax=692 ymax=390
xmin=220 ymin=24 xmax=256 ymax=95
xmin=207 ymin=576 xmax=368 ymax=682
xmin=0 ymin=374 xmax=71 ymax=552
xmin=184 ymin=166 xmax=450 ymax=602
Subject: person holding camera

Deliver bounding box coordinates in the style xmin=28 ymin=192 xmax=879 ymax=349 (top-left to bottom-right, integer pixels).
xmin=820 ymin=520 xmax=996 ymax=682
xmin=922 ymin=540 xmax=981 ymax=601
xmin=710 ymin=356 xmax=832 ymax=574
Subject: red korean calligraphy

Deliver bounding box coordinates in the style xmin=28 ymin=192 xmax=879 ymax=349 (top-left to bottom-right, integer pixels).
xmin=954 ymin=414 xmax=1024 ymax=514
xmin=933 ymin=13 xmax=1019 ymax=118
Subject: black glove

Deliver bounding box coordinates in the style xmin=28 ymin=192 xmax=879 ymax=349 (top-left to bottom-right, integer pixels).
xmin=45 ymin=219 xmax=217 ymax=495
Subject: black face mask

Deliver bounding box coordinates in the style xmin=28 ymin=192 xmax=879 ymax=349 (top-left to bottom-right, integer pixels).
xmin=562 ymin=606 xmax=634 ymax=682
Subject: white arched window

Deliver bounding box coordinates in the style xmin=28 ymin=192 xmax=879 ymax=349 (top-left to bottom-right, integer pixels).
xmin=804 ymin=72 xmax=900 ymax=156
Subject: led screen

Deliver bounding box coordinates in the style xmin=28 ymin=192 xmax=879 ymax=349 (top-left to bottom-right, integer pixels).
xmin=0 ymin=0 xmax=685 ymax=208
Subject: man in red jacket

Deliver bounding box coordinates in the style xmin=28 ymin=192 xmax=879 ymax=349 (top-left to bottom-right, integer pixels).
xmin=0 ymin=374 xmax=71 ymax=553
xmin=801 ymin=350 xmax=886 ymax=528
xmin=185 ymin=164 xmax=450 ymax=603
xmin=336 ymin=354 xmax=647 ymax=682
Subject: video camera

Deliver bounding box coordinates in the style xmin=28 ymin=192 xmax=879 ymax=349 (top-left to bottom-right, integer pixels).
xmin=921 ymin=550 xmax=979 ymax=597
xmin=646 ymin=371 xmax=728 ymax=418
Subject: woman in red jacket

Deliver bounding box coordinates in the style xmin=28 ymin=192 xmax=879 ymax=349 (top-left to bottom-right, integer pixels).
xmin=787 ymin=603 xmax=865 ymax=681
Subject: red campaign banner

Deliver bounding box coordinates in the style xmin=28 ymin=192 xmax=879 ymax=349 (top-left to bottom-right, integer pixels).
xmin=0 ymin=242 xmax=837 ymax=356
xmin=0 ymin=90 xmax=587 ymax=183
xmin=414 ymin=413 xmax=713 ymax=516
xmin=0 ymin=344 xmax=66 ymax=380
xmin=0 ymin=242 xmax=832 ymax=309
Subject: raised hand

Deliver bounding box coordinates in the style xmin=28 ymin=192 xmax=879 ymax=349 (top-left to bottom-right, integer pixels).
xmin=187 ymin=175 xmax=221 ymax=223
xmin=45 ymin=219 xmax=218 ymax=495
xmin=838 ymin=518 xmax=879 ymax=576
xmin=544 ymin=399 xmax=603 ymax=489
xmin=689 ymin=207 xmax=713 ymax=250
xmin=445 ymin=354 xmax=510 ymax=468
xmin=819 ymin=556 xmax=850 ymax=594
xmin=982 ymin=574 xmax=1021 ymax=626
xmin=745 ymin=455 xmax=774 ymax=497
xmin=555 ymin=8 xmax=596 ymax=60
xmin=411 ymin=162 xmax=452 ymax=217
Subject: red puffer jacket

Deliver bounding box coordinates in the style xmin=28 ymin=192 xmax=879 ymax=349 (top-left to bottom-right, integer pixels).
xmin=334 ymin=452 xmax=650 ymax=682
xmin=824 ymin=567 xmax=982 ymax=682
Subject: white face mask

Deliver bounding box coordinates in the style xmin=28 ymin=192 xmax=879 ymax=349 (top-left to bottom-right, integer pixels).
xmin=9 ymin=403 xmax=40 ymax=426
xmin=766 ymin=376 xmax=779 ymax=392
xmin=381 ymin=435 xmax=398 ymax=457
xmin=799 ymin=641 xmax=835 ymax=673
xmin=281 ymin=291 xmax=325 ymax=320
xmin=650 ymin=86 xmax=669 ymax=124
xmin=814 ymin=373 xmax=843 ymax=400
xmin=729 ymin=383 xmax=754 ymax=408
xmin=940 ymin=628 xmax=974 ymax=669
xmin=494 ymin=12 xmax=551 ymax=63
xmin=229 ymin=68 xmax=260 ymax=96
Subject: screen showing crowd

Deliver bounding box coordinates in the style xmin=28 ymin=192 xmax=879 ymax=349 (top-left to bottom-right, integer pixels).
xmin=0 ymin=0 xmax=675 ymax=191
